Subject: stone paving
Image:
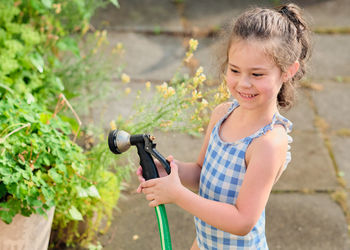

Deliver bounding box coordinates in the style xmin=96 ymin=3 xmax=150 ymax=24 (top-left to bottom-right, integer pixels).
xmin=88 ymin=1 xmax=350 ymax=249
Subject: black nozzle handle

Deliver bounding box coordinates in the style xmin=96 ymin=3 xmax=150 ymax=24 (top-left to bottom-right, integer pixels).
xmin=151 ymin=148 xmax=171 ymax=175
xmin=135 ymin=143 xmax=159 ymax=180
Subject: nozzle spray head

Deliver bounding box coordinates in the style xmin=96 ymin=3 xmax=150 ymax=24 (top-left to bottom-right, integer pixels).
xmin=108 ymin=129 xmax=131 ymax=154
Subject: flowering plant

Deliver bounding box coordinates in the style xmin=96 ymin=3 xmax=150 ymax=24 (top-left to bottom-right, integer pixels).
xmin=113 ymin=38 xmax=230 ymax=136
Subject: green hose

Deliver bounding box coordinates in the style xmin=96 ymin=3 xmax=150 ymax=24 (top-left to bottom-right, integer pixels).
xmin=155 ymin=204 xmax=172 ymax=250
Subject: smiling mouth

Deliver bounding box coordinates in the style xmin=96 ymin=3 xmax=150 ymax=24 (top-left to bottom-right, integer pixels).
xmin=238 ymin=92 xmax=258 ymax=98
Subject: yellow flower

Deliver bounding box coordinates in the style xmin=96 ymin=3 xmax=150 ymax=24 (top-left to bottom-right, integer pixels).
xmin=184 ymin=52 xmax=193 ymax=63
xmin=97 ymin=30 xmax=108 ymax=48
xmin=53 ymin=3 xmax=61 ymax=14
xmin=116 ymin=42 xmax=123 ymax=50
xmin=195 ymin=66 xmax=203 ymax=77
xmin=160 ymin=120 xmax=173 ymax=128
xmin=112 ymin=42 xmax=124 ymax=54
xmin=110 ymin=120 xmax=116 ymax=130
xmin=81 ymin=21 xmax=89 ymax=36
xmin=124 ymin=87 xmax=131 ymax=95
xmin=201 ymin=98 xmax=208 ymax=108
xmin=192 ymin=90 xmax=203 ymax=100
xmin=156 ymin=82 xmax=168 ymax=93
xmin=199 ymin=74 xmax=206 ymax=83
xmin=198 ymin=127 xmax=204 ymax=132
xmin=145 ymin=81 xmax=151 ymax=90
xmin=166 ymin=87 xmax=175 ymax=98
xmin=189 ymin=39 xmax=198 ymax=51
xmin=121 ymin=73 xmax=130 ymax=84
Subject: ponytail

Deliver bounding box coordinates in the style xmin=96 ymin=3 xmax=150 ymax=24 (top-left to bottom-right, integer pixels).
xmin=277 ymin=4 xmax=311 ymax=82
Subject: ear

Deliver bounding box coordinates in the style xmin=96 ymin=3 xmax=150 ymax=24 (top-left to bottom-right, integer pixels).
xmin=282 ymin=61 xmax=300 ymax=82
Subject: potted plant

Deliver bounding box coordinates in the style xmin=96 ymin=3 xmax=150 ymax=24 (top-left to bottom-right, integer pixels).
xmin=0 ymin=94 xmax=93 ymax=249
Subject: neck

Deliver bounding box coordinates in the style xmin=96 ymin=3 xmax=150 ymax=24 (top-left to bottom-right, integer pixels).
xmin=236 ymin=99 xmax=278 ymax=125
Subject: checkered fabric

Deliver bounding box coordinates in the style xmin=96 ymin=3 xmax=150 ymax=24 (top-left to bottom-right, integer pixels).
xmin=194 ymin=100 xmax=293 ymax=250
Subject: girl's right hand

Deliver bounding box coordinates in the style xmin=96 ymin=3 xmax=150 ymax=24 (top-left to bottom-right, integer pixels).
xmin=136 ymin=155 xmax=174 ymax=184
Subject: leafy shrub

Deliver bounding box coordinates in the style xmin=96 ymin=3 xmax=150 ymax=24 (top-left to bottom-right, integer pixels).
xmin=0 ymin=96 xmax=90 ymax=224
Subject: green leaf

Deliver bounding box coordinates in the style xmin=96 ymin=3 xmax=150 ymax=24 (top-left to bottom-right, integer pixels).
xmin=41 ymin=0 xmax=52 ymax=8
xmin=48 ymin=168 xmax=62 ymax=183
xmin=53 ymin=76 xmax=64 ymax=91
xmin=25 ymin=93 xmax=35 ymax=104
xmin=0 ymin=182 xmax=7 ymax=199
xmin=0 ymin=210 xmax=13 ymax=224
xmin=42 ymin=156 xmax=50 ymax=166
xmin=60 ymin=116 xmax=79 ymax=133
xmin=76 ymin=186 xmax=88 ymax=198
xmin=109 ymin=0 xmax=120 ymax=8
xmin=39 ymin=113 xmax=52 ymax=124
xmin=29 ymin=52 xmax=44 ymax=73
xmin=57 ymin=37 xmax=80 ymax=57
xmin=0 ymin=82 xmax=14 ymax=94
xmin=87 ymin=185 xmax=100 ymax=198
xmin=69 ymin=206 xmax=83 ymax=221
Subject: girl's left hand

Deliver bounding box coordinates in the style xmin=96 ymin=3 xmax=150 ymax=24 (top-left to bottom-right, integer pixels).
xmin=137 ymin=161 xmax=183 ymax=207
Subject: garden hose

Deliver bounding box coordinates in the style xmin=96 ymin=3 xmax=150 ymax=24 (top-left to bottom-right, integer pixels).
xmin=155 ymin=204 xmax=172 ymax=250
xmin=108 ymin=129 xmax=173 ymax=249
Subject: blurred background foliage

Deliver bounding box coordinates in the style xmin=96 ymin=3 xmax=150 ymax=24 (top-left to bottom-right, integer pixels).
xmin=0 ymin=0 xmax=224 ymax=248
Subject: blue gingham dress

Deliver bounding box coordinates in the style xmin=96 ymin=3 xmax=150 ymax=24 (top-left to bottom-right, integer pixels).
xmin=194 ymin=100 xmax=293 ymax=249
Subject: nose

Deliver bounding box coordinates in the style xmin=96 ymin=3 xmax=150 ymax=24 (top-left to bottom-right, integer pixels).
xmin=238 ymin=75 xmax=252 ymax=88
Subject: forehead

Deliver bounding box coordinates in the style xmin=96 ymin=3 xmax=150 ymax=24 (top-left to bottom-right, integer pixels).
xmin=228 ymin=39 xmax=276 ymax=69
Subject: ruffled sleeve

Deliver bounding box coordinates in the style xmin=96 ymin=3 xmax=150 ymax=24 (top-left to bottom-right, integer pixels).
xmin=274 ymin=113 xmax=293 ymax=170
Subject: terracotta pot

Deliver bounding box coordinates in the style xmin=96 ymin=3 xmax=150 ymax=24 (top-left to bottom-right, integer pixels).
xmin=0 ymin=207 xmax=55 ymax=250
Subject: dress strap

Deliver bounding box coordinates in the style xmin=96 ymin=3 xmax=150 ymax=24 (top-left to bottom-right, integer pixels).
xmin=217 ymin=99 xmax=240 ymax=124
xmin=248 ymin=112 xmax=293 ymax=140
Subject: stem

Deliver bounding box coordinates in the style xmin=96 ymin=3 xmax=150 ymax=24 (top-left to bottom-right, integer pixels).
xmin=53 ymin=93 xmax=82 ymax=142
xmin=0 ymin=123 xmax=31 ymax=144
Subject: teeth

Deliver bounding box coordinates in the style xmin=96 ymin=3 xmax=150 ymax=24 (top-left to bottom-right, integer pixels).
xmin=240 ymin=92 xmax=256 ymax=98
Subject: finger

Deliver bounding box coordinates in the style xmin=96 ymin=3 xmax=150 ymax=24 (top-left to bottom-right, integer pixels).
xmin=142 ymin=187 xmax=151 ymax=194
xmin=140 ymin=179 xmax=157 ymax=188
xmin=146 ymin=194 xmax=155 ymax=201
xmin=136 ymin=184 xmax=143 ymax=193
xmin=149 ymin=200 xmax=158 ymax=207
xmin=136 ymin=167 xmax=144 ymax=176
xmin=166 ymin=155 xmax=174 ymax=162
xmin=170 ymin=161 xmax=178 ymax=174
xmin=138 ymin=175 xmax=145 ymax=183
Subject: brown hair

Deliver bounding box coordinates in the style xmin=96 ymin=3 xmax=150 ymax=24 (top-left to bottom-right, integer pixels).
xmin=219 ymin=3 xmax=312 ymax=109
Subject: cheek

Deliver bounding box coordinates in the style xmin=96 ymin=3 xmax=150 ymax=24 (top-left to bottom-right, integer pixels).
xmin=225 ymin=73 xmax=238 ymax=86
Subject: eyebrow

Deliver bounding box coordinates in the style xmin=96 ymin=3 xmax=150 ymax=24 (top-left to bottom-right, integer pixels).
xmin=229 ymin=63 xmax=269 ymax=71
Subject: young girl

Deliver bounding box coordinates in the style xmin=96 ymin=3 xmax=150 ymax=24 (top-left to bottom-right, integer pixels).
xmin=137 ymin=3 xmax=311 ymax=249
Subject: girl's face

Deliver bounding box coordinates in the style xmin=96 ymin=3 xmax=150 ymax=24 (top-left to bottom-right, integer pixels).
xmin=226 ymin=40 xmax=285 ymax=112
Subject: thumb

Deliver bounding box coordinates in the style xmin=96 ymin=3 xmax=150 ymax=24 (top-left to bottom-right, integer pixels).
xmin=170 ymin=161 xmax=178 ymax=175
xmin=166 ymin=155 xmax=174 ymax=162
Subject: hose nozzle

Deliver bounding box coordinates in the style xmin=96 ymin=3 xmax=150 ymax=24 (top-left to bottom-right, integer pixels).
xmin=108 ymin=129 xmax=171 ymax=180
xmin=108 ymin=129 xmax=131 ymax=154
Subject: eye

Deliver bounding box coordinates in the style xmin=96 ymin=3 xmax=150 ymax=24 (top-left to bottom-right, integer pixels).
xmin=230 ymin=69 xmax=239 ymax=74
xmin=252 ymin=73 xmax=263 ymax=77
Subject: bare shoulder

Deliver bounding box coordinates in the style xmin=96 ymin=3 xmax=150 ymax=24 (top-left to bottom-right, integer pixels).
xmin=210 ymin=102 xmax=232 ymax=124
xmin=252 ymin=125 xmax=289 ymax=158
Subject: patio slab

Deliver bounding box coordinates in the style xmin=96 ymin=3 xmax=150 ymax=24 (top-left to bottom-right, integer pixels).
xmin=309 ymin=35 xmax=350 ymax=80
xmin=91 ymin=0 xmax=183 ymax=33
xmin=273 ymin=130 xmax=338 ymax=191
xmin=331 ymin=135 xmax=350 ymax=186
xmin=105 ymin=33 xmax=188 ymax=81
xmin=266 ymin=193 xmax=350 ymax=250
xmin=311 ymin=81 xmax=350 ymax=131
